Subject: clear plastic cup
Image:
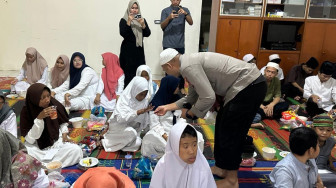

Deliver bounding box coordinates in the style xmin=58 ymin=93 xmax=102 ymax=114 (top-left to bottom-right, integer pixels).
xmin=50 ymin=106 xmax=58 ymax=120
xmin=125 ymin=154 xmax=132 ymax=168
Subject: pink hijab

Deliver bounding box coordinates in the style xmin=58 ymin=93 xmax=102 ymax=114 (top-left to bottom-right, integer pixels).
xmin=22 ymin=47 xmax=48 ymax=84
xmin=102 ymin=52 xmax=124 ymax=101
xmin=51 ymin=55 xmax=70 ymax=88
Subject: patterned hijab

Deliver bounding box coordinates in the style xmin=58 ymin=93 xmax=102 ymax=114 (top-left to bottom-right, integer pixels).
xmin=101 ymin=52 xmax=124 ymax=101
xmin=122 ymin=0 xmax=143 ymax=47
xmin=51 ymin=55 xmax=70 ymax=89
xmin=69 ymin=52 xmax=89 ymax=89
xmin=20 ymin=83 xmax=69 ymax=149
xmin=22 ymin=47 xmax=48 ymax=84
xmin=0 ymin=129 xmax=42 ymax=188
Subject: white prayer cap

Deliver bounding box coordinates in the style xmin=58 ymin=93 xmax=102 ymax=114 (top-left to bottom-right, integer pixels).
xmin=243 ymin=54 xmax=254 ymax=62
xmin=269 ymin=54 xmax=280 ymax=61
xmin=266 ymin=62 xmax=280 ymax=71
xmin=159 ymin=48 xmax=179 ymax=66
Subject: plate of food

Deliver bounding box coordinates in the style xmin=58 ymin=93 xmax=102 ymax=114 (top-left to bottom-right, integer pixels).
xmin=6 ymin=94 xmax=18 ymax=99
xmin=279 ymin=151 xmax=290 ymax=158
xmin=79 ymin=157 xmax=99 ymax=168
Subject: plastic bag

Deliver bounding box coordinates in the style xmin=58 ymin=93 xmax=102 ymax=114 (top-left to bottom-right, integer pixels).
xmin=132 ymin=157 xmax=153 ymax=179
xmin=204 ymin=111 xmax=217 ymax=125
xmin=48 ymin=171 xmax=70 ymax=188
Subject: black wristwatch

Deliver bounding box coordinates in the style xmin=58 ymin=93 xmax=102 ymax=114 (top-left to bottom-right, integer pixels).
xmin=186 ymin=109 xmax=198 ymax=120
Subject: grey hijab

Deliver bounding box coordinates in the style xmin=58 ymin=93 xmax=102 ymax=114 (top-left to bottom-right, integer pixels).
xmin=0 ymin=90 xmax=13 ymax=124
xmin=122 ymin=0 xmax=143 ymax=47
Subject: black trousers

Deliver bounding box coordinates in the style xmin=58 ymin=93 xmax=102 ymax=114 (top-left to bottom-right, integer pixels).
xmin=214 ymin=79 xmax=267 ymax=170
xmin=306 ymin=97 xmax=325 ymax=117
xmin=282 ymin=83 xmax=303 ymax=98
xmin=258 ymin=101 xmax=289 ymax=119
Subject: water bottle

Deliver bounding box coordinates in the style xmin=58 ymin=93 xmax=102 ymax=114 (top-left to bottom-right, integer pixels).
xmin=125 ymin=154 xmax=132 ymax=168
xmin=150 ymin=154 xmax=158 ymax=169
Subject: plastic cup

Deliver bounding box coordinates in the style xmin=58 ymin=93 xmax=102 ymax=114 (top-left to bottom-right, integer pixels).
xmin=125 ymin=154 xmax=132 ymax=168
xmin=50 ymin=106 xmax=58 ymax=120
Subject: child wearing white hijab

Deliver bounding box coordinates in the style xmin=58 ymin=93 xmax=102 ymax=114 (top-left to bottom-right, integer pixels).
xmin=136 ymin=65 xmax=158 ymax=102
xmin=150 ymin=119 xmax=216 ymax=188
xmin=101 ymin=76 xmax=153 ymax=152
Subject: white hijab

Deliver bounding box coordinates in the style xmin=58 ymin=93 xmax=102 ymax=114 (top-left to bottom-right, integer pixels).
xmin=150 ymin=119 xmax=216 ymax=188
xmin=112 ymin=76 xmax=149 ymax=128
xmin=136 ymin=65 xmax=154 ymax=102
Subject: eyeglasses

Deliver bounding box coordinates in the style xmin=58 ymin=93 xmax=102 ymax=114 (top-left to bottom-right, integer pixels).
xmin=73 ymin=59 xmax=83 ymax=63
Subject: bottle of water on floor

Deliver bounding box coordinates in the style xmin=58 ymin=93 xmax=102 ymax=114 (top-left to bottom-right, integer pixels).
xmin=150 ymin=154 xmax=158 ymax=170
xmin=125 ymin=154 xmax=132 ymax=168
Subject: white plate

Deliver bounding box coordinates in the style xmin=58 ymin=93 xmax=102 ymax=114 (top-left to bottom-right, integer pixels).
xmin=79 ymin=157 xmax=99 ymax=168
xmin=6 ymin=94 xmax=18 ymax=99
xmin=279 ymin=151 xmax=290 ymax=158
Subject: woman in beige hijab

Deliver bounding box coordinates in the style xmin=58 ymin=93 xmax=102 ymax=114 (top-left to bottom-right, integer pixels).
xmin=49 ymin=55 xmax=70 ymax=89
xmin=119 ymin=0 xmax=151 ymax=87
xmin=11 ymin=47 xmax=48 ymax=92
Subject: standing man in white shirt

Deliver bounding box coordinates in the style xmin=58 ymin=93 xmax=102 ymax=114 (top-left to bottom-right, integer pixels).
xmin=304 ymin=61 xmax=336 ymax=117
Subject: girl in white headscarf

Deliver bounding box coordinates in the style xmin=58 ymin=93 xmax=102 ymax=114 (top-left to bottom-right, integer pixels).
xmin=101 ymin=76 xmax=153 ymax=152
xmin=150 ymin=119 xmax=216 ymax=188
xmin=136 ymin=65 xmax=158 ymax=102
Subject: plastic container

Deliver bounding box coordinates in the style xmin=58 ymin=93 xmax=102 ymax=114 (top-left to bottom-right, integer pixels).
xmin=262 ymin=147 xmax=276 ymax=160
xmin=69 ymin=117 xmax=83 ymax=128
xmin=46 ymin=161 xmax=62 ymax=174
xmin=125 ymin=154 xmax=132 ymax=168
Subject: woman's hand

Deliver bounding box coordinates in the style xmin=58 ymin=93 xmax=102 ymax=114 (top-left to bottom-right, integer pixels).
xmin=37 ymin=106 xmax=53 ymax=119
xmin=64 ymin=93 xmax=71 ymax=107
xmin=127 ymin=13 xmax=135 ymax=26
xmin=137 ymin=18 xmax=146 ymax=28
xmin=62 ymin=133 xmax=76 ymax=143
xmin=94 ymin=94 xmax=101 ymax=105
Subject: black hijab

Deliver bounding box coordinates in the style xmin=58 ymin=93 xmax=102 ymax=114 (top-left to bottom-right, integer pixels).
xmin=69 ymin=52 xmax=89 ymax=89
xmin=151 ymin=76 xmax=180 ymax=110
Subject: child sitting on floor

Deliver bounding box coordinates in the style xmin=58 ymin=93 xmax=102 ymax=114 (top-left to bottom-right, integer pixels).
xmin=313 ymin=113 xmax=336 ymax=187
xmin=101 ymin=76 xmax=153 ymax=152
xmin=150 ymin=119 xmax=216 ymax=188
xmin=270 ymin=127 xmax=324 ymax=188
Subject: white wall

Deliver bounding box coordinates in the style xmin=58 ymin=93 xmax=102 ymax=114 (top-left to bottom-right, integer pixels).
xmin=0 ymin=0 xmax=202 ymax=79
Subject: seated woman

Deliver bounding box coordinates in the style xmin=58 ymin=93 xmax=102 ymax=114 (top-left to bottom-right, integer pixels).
xmin=49 ymin=55 xmax=70 ymax=89
xmin=0 ymin=129 xmax=49 ymax=188
xmin=73 ymin=167 xmax=135 ymax=188
xmin=20 ymin=83 xmax=83 ymax=167
xmin=101 ymin=76 xmax=153 ymax=152
xmin=141 ymin=76 xmax=204 ymax=157
xmin=136 ymin=65 xmax=158 ymax=102
xmin=0 ymin=90 xmax=17 ymax=137
xmin=91 ymin=52 xmax=125 ymax=112
xmin=11 ymin=47 xmax=48 ymax=92
xmin=52 ymin=52 xmax=99 ymax=111
xmin=150 ymin=120 xmax=216 ymax=188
